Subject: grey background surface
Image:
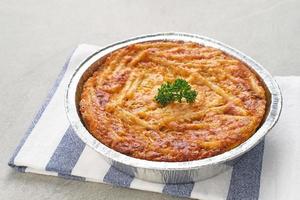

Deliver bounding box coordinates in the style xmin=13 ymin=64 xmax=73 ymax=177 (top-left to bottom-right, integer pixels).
xmin=1 ymin=0 xmax=299 ymax=199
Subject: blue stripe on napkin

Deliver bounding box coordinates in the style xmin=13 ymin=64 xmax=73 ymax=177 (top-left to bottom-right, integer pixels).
xmin=227 ymin=140 xmax=265 ymax=200
xmin=163 ymin=182 xmax=194 ymax=198
xmin=46 ymin=126 xmax=86 ymax=174
xmin=103 ymin=166 xmax=134 ymax=187
xmin=8 ymin=49 xmax=74 ymax=168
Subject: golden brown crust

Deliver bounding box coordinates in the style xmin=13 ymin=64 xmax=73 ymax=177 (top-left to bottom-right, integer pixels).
xmin=80 ymin=41 xmax=266 ymax=162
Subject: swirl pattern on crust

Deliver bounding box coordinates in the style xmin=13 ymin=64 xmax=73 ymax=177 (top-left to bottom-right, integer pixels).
xmin=80 ymin=41 xmax=266 ymax=162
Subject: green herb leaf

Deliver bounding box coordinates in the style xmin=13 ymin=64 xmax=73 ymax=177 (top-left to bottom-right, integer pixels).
xmin=154 ymin=78 xmax=197 ymax=106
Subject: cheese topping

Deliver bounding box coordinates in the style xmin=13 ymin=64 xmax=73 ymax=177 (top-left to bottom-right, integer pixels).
xmin=80 ymin=41 xmax=266 ymax=162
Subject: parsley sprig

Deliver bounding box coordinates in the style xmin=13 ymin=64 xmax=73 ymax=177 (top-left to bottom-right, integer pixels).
xmin=155 ymin=78 xmax=197 ymax=106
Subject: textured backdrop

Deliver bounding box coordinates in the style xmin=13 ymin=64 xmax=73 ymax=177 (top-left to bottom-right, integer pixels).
xmin=1 ymin=0 xmax=299 ymax=199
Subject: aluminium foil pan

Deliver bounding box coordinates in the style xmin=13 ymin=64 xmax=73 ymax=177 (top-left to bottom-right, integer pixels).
xmin=65 ymin=32 xmax=282 ymax=184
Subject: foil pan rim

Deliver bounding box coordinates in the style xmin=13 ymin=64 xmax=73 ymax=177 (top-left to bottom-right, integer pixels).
xmin=65 ymin=32 xmax=282 ymax=171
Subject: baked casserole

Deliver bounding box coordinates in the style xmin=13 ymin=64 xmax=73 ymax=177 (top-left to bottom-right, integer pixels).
xmin=79 ymin=41 xmax=267 ymax=162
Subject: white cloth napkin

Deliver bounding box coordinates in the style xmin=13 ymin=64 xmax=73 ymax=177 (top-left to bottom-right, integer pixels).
xmin=8 ymin=44 xmax=300 ymax=200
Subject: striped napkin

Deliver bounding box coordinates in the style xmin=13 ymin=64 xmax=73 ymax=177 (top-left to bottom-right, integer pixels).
xmin=8 ymin=44 xmax=300 ymax=200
